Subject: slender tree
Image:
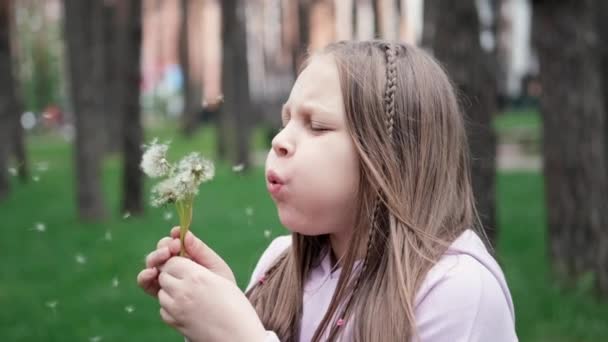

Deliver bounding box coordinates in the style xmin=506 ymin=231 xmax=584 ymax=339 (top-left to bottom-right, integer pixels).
xmin=221 ymin=0 xmax=252 ymax=169
xmin=0 ymin=0 xmax=15 ymax=199
xmin=533 ymin=0 xmax=608 ymax=294
xmin=429 ymin=0 xmax=498 ymax=245
xmin=119 ymin=0 xmax=144 ymax=215
xmin=64 ymin=0 xmax=108 ymax=220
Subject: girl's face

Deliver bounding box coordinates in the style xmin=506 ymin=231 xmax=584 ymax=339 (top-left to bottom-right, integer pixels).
xmin=265 ymin=55 xmax=360 ymax=237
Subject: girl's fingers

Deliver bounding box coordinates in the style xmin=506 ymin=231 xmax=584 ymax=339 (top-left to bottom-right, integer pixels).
xmin=156 ymin=237 xmax=173 ymax=249
xmin=167 ymin=238 xmax=181 ymax=255
xmin=158 ymin=289 xmax=177 ymax=317
xmin=158 ymin=271 xmax=180 ymax=295
xmin=146 ymin=247 xmax=170 ymax=268
xmin=159 ymin=307 xmax=178 ymax=326
xmin=137 ymin=268 xmax=159 ymax=296
xmin=170 ymin=226 xmax=180 ymax=238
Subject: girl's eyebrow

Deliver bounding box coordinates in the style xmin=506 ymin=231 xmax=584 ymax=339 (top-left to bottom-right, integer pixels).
xmin=282 ymin=102 xmax=332 ymax=118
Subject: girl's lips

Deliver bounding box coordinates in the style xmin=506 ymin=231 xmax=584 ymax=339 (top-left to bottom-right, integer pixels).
xmin=266 ymin=170 xmax=285 ymax=197
xmin=267 ymin=182 xmax=284 ymax=196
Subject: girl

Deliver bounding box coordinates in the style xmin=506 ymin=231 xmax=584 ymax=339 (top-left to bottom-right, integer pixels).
xmin=137 ymin=40 xmax=518 ymax=342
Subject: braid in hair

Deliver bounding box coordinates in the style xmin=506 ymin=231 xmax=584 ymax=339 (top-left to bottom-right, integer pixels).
xmin=326 ymin=42 xmax=399 ymax=340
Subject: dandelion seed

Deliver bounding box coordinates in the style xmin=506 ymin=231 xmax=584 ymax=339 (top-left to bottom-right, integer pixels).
xmin=264 ymin=230 xmax=271 ymax=238
xmin=140 ymin=139 xmax=171 ymax=178
xmin=202 ymin=100 xmax=209 ymax=109
xmin=32 ymin=222 xmax=46 ymax=232
xmin=216 ymin=94 xmax=224 ymax=103
xmin=89 ymin=336 xmax=103 ymax=342
xmin=125 ymin=305 xmax=135 ymax=314
xmin=104 ymin=231 xmax=112 ymax=241
xmin=35 ymin=161 xmax=49 ymax=172
xmin=75 ymin=253 xmax=87 ymax=264
xmin=45 ymin=300 xmax=58 ymax=311
xmin=122 ymin=211 xmax=131 ymax=219
xmin=245 ymin=207 xmax=254 ymax=217
xmin=33 ymin=175 xmax=40 ymax=182
xmin=232 ymin=164 xmax=244 ymax=172
xmin=163 ymin=211 xmax=173 ymax=221
xmin=112 ymin=277 xmax=119 ymax=288
xmin=8 ymin=167 xmax=17 ymax=176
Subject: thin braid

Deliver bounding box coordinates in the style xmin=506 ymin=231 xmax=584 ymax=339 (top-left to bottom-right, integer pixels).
xmin=384 ymin=44 xmax=398 ymax=141
xmin=328 ymin=43 xmax=399 ymax=339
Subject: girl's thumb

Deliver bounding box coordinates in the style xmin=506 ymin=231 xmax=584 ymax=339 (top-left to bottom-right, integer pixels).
xmin=169 ymin=228 xmax=236 ymax=283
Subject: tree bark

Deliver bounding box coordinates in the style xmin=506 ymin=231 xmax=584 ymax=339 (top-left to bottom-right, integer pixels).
xmin=599 ymin=0 xmax=608 ymax=295
xmin=179 ymin=0 xmax=200 ymax=137
xmin=102 ymin=1 xmax=122 ymax=153
xmin=533 ymin=0 xmax=608 ymax=294
xmin=292 ymin=0 xmax=311 ymax=76
xmin=7 ymin=0 xmax=27 ymax=183
xmin=0 ymin=0 xmax=14 ymax=200
xmin=119 ymin=0 xmax=144 ymax=216
xmin=64 ymin=0 xmax=108 ymax=221
xmin=431 ymin=0 xmax=498 ymax=246
xmin=221 ymin=0 xmax=252 ymax=170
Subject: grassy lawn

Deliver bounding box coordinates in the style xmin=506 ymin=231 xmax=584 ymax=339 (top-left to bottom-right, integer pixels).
xmin=1 ymin=121 xmax=607 ymax=341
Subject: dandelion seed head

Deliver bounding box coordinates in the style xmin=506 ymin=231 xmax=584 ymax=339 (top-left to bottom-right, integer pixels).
xmin=141 ymin=139 xmax=172 ymax=178
xmin=151 ymin=177 xmax=179 ymax=207
xmin=177 ymin=153 xmax=215 ymax=184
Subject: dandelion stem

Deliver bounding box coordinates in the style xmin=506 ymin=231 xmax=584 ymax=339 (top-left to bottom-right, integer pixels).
xmin=176 ymin=196 xmax=194 ymax=257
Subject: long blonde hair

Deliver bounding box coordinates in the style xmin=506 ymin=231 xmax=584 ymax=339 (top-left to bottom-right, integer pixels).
xmin=246 ymin=40 xmax=482 ymax=341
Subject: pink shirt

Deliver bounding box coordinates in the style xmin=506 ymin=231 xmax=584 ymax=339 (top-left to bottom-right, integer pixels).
xmin=247 ymin=230 xmax=518 ymax=341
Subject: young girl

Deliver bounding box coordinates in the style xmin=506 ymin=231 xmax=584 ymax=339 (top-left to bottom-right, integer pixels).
xmin=137 ymin=40 xmax=518 ymax=342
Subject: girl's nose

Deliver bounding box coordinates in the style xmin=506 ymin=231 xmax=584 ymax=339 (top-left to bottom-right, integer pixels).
xmin=271 ymin=130 xmax=294 ymax=157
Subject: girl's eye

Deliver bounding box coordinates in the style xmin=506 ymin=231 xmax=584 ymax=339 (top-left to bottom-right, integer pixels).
xmin=310 ymin=125 xmax=329 ymax=132
xmin=310 ymin=120 xmax=330 ymax=132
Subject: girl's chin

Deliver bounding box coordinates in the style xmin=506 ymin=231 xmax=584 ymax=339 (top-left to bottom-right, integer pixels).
xmin=278 ymin=211 xmax=328 ymax=236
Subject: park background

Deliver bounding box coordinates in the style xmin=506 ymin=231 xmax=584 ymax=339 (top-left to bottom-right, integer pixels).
xmin=1 ymin=0 xmax=607 ymax=341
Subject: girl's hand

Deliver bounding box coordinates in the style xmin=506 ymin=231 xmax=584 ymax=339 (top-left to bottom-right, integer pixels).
xmin=158 ymin=257 xmax=267 ymax=342
xmin=137 ymin=227 xmax=237 ymax=297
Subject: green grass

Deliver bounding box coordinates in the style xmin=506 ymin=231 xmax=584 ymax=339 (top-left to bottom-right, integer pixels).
xmin=1 ymin=124 xmax=607 ymax=341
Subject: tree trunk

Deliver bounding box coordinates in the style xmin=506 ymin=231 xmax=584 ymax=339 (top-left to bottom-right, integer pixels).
xmin=7 ymin=0 xmax=27 ymax=183
xmin=221 ymin=0 xmax=252 ymax=170
xmin=0 ymin=0 xmax=14 ymax=200
xmin=421 ymin=0 xmax=438 ymax=49
xmin=102 ymin=1 xmax=122 ymax=153
xmin=431 ymin=0 xmax=498 ymax=246
xmin=599 ymin=0 xmax=608 ymax=296
xmin=180 ymin=0 xmax=200 ymax=137
xmin=293 ymin=0 xmax=310 ymax=75
xmin=533 ymin=0 xmax=608 ymax=294
xmin=64 ymin=0 xmax=108 ymax=221
xmin=119 ymin=0 xmax=144 ymax=216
